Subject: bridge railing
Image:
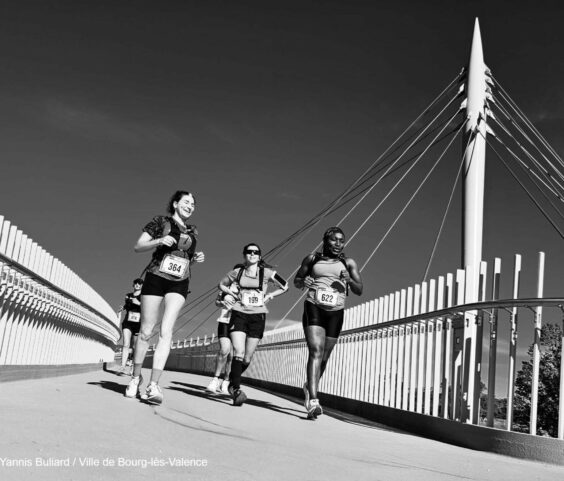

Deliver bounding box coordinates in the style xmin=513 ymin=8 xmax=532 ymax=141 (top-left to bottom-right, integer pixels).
xmin=163 ymin=253 xmax=564 ymax=458
xmin=0 ymin=214 xmax=120 ymax=374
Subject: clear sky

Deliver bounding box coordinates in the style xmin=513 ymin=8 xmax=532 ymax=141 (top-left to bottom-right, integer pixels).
xmin=1 ymin=0 xmax=564 ymax=356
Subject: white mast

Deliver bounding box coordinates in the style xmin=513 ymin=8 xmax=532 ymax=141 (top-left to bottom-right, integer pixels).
xmin=461 ymin=18 xmax=489 ymax=423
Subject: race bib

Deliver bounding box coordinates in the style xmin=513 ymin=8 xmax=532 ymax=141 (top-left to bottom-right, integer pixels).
xmin=240 ymin=291 xmax=264 ymax=308
xmin=159 ymin=254 xmax=189 ymax=278
xmin=127 ymin=312 xmax=141 ymax=323
xmin=315 ymin=288 xmax=337 ymax=307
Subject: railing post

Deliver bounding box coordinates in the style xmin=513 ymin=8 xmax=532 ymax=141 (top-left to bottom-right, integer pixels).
xmin=506 ymin=254 xmax=521 ymax=431
xmin=487 ymin=258 xmax=501 ymax=427
xmin=530 ymin=252 xmax=544 ymax=435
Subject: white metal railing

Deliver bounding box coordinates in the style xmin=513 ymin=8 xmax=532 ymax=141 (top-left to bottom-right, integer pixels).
xmin=0 ymin=214 xmax=120 ymax=366
xmin=166 ymin=252 xmax=564 ymax=441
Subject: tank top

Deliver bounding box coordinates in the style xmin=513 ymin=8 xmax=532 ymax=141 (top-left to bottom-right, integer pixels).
xmin=306 ymin=258 xmax=347 ymax=311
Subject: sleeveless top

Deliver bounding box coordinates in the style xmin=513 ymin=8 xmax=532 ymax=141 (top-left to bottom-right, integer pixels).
xmin=142 ymin=216 xmax=197 ymax=282
xmin=306 ymin=258 xmax=348 ymax=311
xmin=123 ymin=292 xmax=141 ymax=323
xmin=225 ymin=266 xmax=276 ymax=315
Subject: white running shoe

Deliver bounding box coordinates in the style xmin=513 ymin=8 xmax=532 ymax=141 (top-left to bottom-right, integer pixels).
xmin=220 ymin=379 xmax=230 ymax=395
xmin=307 ymin=398 xmax=323 ymax=419
xmin=206 ymin=377 xmax=221 ymax=393
xmin=125 ymin=375 xmax=143 ymax=398
xmin=141 ymin=382 xmax=163 ymax=405
xmin=303 ymin=382 xmax=310 ymax=409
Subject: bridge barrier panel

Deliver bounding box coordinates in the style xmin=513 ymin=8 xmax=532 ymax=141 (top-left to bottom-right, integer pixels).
xmin=0 ymin=215 xmax=120 ymax=381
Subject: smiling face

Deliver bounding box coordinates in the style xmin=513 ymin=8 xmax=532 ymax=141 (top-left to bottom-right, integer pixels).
xmin=324 ymin=231 xmax=345 ymax=257
xmin=173 ymin=194 xmax=195 ymax=221
xmin=243 ymin=245 xmax=261 ymax=265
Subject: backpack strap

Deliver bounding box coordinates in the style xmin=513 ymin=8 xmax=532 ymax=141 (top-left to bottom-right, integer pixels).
xmin=236 ymin=266 xmax=264 ymax=289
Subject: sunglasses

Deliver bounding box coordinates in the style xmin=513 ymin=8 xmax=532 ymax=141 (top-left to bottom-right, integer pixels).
xmin=245 ymin=249 xmax=261 ymax=255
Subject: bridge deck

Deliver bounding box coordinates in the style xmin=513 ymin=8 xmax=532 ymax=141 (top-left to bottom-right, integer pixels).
xmin=1 ymin=369 xmax=562 ymax=481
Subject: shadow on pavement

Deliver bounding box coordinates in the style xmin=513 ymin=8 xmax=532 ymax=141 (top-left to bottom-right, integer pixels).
xmin=170 ymin=381 xmax=305 ymax=419
xmin=87 ymin=380 xmax=127 ymax=395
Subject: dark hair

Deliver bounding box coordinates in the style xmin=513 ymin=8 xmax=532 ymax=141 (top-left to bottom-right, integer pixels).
xmin=242 ymin=243 xmax=261 ymax=255
xmin=323 ymin=226 xmax=345 ymax=243
xmin=133 ymin=278 xmax=144 ymax=285
xmin=167 ymin=190 xmax=195 ymax=215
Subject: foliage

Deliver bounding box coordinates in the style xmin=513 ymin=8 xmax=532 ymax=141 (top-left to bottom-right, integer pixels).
xmin=512 ymin=322 xmax=562 ymax=437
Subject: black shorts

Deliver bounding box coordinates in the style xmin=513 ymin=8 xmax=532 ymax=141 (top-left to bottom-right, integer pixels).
xmin=302 ymin=301 xmax=344 ymax=338
xmin=228 ymin=311 xmax=266 ymax=339
xmin=217 ymin=322 xmax=230 ymax=338
xmin=141 ymin=271 xmax=190 ymax=298
xmin=122 ymin=321 xmax=140 ymax=336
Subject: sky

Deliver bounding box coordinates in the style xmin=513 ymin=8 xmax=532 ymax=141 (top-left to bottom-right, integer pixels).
xmin=1 ymin=0 xmax=564 ymax=373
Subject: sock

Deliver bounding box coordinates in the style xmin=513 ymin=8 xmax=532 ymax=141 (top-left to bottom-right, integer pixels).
xmin=241 ymin=361 xmax=251 ymax=374
xmin=230 ymin=357 xmax=243 ymax=390
xmin=132 ymin=363 xmax=143 ymax=377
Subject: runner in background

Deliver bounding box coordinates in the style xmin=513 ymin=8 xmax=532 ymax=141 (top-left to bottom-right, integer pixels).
xmin=116 ymin=278 xmax=143 ymax=374
xmin=293 ymin=227 xmax=363 ymax=419
xmin=219 ymin=243 xmax=288 ymax=406
xmin=205 ymin=282 xmax=238 ymax=394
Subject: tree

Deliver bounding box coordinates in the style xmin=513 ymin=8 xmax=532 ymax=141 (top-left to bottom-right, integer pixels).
xmin=512 ymin=322 xmax=562 ymax=437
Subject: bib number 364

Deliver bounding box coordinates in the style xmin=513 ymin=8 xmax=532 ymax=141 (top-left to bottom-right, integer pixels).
xmin=159 ymin=255 xmax=189 ymax=278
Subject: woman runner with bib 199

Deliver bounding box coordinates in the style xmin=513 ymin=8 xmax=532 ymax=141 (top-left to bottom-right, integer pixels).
xmin=293 ymin=227 xmax=363 ymax=419
xmin=125 ymin=190 xmax=205 ymax=404
xmin=219 ymin=243 xmax=288 ymax=406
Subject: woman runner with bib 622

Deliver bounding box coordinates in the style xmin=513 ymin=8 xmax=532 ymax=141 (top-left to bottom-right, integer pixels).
xmin=219 ymin=243 xmax=288 ymax=406
xmin=293 ymin=227 xmax=363 ymax=419
xmin=125 ymin=190 xmax=205 ymax=404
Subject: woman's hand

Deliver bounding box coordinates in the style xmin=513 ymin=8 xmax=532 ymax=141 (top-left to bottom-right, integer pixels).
xmin=264 ymin=293 xmax=273 ymax=304
xmin=160 ymin=235 xmax=177 ymax=247
xmin=303 ymin=276 xmax=315 ymax=289
xmin=192 ymin=251 xmax=205 ymax=263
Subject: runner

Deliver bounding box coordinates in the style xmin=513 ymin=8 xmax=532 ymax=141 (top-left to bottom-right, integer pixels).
xmin=219 ymin=244 xmax=288 ymax=406
xmin=293 ymin=227 xmax=363 ymax=419
xmin=125 ymin=190 xmax=205 ymax=404
xmin=116 ymin=278 xmax=143 ymax=375
xmin=205 ymin=283 xmax=238 ymax=395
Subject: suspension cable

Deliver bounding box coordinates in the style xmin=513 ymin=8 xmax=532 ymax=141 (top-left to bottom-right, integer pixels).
xmin=359 ymin=115 xmax=467 ymax=272
xmin=422 ymin=124 xmax=473 ymax=281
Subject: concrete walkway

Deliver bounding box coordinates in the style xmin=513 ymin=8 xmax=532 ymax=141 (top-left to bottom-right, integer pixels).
xmin=1 ymin=368 xmax=562 ymax=481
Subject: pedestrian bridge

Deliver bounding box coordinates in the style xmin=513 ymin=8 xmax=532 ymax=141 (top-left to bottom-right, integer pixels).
xmin=1 ymin=215 xmax=564 ymax=481
xmin=2 ymin=368 xmax=563 ymax=481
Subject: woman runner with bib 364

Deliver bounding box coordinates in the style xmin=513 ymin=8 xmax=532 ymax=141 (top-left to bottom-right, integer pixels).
xmin=219 ymin=243 xmax=288 ymax=406
xmin=125 ymin=190 xmax=205 ymax=404
xmin=293 ymin=227 xmax=363 ymax=419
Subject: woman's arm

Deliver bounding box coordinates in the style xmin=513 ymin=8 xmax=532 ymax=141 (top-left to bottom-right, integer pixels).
xmin=134 ymin=231 xmax=176 ymax=253
xmin=340 ymin=258 xmax=363 ymax=296
xmin=293 ymin=254 xmax=316 ymax=289
xmin=265 ymin=272 xmax=289 ymax=302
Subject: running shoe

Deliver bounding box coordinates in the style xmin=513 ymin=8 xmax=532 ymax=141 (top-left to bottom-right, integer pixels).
xmin=141 ymin=382 xmax=163 ymax=405
xmin=303 ymin=382 xmax=310 ymax=409
xmin=307 ymin=399 xmax=323 ymax=419
xmin=232 ymin=388 xmax=247 ymax=407
xmin=125 ymin=375 xmax=143 ymax=398
xmin=206 ymin=377 xmax=221 ymax=393
xmin=220 ymin=379 xmax=230 ymax=395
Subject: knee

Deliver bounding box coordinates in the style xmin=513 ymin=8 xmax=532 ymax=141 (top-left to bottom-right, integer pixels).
xmin=308 ymin=343 xmax=323 ymax=359
xmin=138 ymin=330 xmax=152 ymax=342
xmin=232 ymin=348 xmax=245 ymax=358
